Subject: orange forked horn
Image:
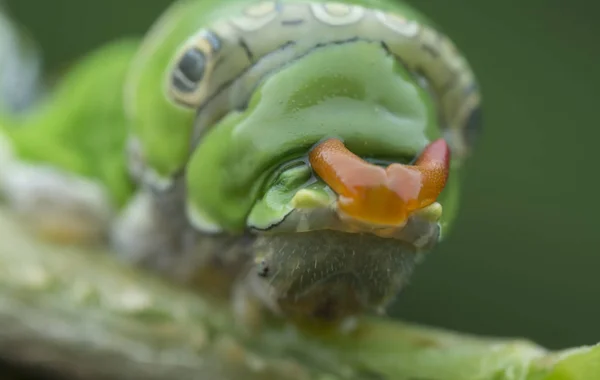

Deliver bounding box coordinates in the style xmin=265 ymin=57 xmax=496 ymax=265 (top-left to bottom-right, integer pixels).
xmin=308 ymin=138 xmax=450 ymax=226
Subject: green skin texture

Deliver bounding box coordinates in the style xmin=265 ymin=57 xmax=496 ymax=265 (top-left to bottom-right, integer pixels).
xmin=128 ymin=0 xmax=463 ymax=233
xmin=188 ymin=41 xmax=441 ymax=232
xmin=1 ymin=40 xmax=139 ymax=207
xmin=2 ymin=0 xmax=463 ymax=235
xmin=127 ymin=0 xmax=439 ymax=182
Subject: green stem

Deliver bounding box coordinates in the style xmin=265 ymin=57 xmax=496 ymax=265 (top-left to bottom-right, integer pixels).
xmin=0 ymin=208 xmax=597 ymax=380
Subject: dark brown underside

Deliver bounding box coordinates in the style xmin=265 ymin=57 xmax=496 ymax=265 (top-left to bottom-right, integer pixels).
xmin=251 ymin=230 xmax=422 ymax=322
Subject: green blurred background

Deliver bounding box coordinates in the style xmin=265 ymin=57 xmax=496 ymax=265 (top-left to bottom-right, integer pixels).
xmin=2 ymin=0 xmax=598 ymax=351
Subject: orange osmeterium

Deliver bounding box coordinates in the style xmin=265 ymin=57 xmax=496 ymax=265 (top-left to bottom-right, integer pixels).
xmin=308 ymin=138 xmax=450 ymax=227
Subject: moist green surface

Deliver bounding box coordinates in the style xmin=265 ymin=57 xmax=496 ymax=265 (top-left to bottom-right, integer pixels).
xmin=187 ymin=41 xmax=441 ymax=232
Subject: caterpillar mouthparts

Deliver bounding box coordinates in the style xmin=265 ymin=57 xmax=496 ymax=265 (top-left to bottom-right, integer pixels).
xmin=308 ymin=138 xmax=450 ymax=227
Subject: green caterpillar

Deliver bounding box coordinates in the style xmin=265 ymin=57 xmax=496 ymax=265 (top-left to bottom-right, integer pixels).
xmin=0 ymin=0 xmax=481 ymax=327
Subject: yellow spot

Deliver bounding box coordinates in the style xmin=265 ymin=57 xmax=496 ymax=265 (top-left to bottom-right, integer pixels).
xmin=414 ymin=202 xmax=443 ymax=222
xmin=290 ymin=189 xmax=332 ymax=209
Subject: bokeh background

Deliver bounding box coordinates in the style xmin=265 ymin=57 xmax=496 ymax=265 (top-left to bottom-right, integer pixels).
xmin=2 ymin=0 xmax=598 ymax=353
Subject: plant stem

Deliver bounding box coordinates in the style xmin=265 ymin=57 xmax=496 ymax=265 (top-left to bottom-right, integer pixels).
xmin=0 ymin=208 xmax=596 ymax=380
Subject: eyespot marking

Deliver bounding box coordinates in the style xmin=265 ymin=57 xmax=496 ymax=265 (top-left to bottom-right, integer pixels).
xmin=375 ymin=11 xmax=419 ymax=37
xmin=168 ymin=29 xmax=224 ymax=104
xmin=311 ymin=3 xmax=365 ymax=26
xmin=171 ymin=47 xmax=206 ymax=95
xmin=177 ymin=47 xmax=206 ymax=83
xmin=281 ymin=18 xmax=305 ymax=26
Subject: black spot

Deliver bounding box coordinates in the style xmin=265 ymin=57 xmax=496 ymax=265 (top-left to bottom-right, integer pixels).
xmin=239 ymin=38 xmax=254 ymax=61
xmin=281 ymin=18 xmax=305 ymax=26
xmin=380 ymin=41 xmax=392 ymax=55
xmin=177 ymin=48 xmax=206 ymax=83
xmin=464 ymin=105 xmax=483 ymax=147
xmin=258 ymin=260 xmax=270 ymax=277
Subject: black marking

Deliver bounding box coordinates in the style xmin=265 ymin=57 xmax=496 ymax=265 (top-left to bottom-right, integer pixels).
xmin=314 ymin=36 xmax=360 ymax=50
xmin=183 ymin=35 xmax=455 ymax=149
xmin=248 ymin=207 xmax=293 ymax=232
xmin=380 ymin=41 xmax=392 ymax=56
xmin=258 ymin=260 xmax=270 ymax=277
xmin=281 ymin=18 xmax=305 ymax=26
xmin=239 ymin=38 xmax=254 ymax=61
xmin=182 ymin=33 xmax=457 ymax=141
xmin=185 ymin=40 xmax=296 ymax=110
xmin=184 ymin=37 xmax=394 ymax=111
xmin=239 ymin=37 xmax=362 ymax=110
xmin=177 ymin=47 xmax=206 ymax=83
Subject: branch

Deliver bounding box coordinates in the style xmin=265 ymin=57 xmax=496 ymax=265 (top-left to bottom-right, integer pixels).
xmin=0 ymin=207 xmax=597 ymax=380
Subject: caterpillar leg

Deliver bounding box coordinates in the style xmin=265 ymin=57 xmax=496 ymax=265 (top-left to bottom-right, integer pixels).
xmin=0 ymin=153 xmax=113 ymax=245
